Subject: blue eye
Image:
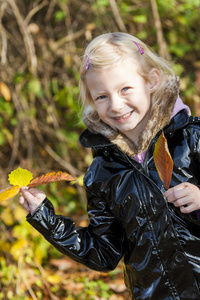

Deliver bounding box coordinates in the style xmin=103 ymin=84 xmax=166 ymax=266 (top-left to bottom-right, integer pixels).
xmin=96 ymin=95 xmax=107 ymax=100
xmin=122 ymin=87 xmax=130 ymax=92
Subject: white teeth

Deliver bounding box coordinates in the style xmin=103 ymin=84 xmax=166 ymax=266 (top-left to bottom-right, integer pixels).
xmin=115 ymin=111 xmax=132 ymax=120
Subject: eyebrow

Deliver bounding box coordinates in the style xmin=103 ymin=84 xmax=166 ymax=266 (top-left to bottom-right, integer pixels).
xmin=120 ymin=81 xmax=131 ymax=85
xmin=94 ymin=81 xmax=132 ymax=93
xmin=90 ymin=81 xmax=134 ymax=96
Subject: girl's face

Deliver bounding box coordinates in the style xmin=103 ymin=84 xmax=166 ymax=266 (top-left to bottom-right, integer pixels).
xmin=85 ymin=59 xmax=159 ymax=144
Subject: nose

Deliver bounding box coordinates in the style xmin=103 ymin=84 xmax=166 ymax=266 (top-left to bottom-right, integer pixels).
xmin=110 ymin=94 xmax=124 ymax=112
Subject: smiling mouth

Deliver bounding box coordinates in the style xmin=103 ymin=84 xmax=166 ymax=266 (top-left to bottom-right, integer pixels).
xmin=114 ymin=111 xmax=133 ymax=120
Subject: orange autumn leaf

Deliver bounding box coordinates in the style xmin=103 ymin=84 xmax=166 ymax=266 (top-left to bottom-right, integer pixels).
xmin=0 ymin=185 xmax=21 ymax=202
xmin=153 ymin=132 xmax=174 ymax=190
xmin=28 ymin=171 xmax=75 ymax=188
xmin=0 ymin=168 xmax=75 ymax=202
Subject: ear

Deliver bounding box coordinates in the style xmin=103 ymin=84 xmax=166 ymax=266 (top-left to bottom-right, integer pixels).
xmin=148 ymin=68 xmax=161 ymax=93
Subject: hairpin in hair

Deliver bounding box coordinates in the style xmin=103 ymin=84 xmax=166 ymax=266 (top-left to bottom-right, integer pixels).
xmin=85 ymin=51 xmax=93 ymax=70
xmin=133 ymin=41 xmax=144 ymax=54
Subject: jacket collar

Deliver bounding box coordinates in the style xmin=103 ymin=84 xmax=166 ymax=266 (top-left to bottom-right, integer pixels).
xmin=80 ymin=109 xmax=190 ymax=150
xmin=79 ymin=129 xmax=112 ymax=148
xmin=164 ymin=109 xmax=189 ymax=133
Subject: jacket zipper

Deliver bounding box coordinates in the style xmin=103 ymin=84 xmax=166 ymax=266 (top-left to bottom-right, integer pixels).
xmin=116 ymin=142 xmax=182 ymax=300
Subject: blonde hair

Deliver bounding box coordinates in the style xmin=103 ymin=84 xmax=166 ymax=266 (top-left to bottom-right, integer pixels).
xmin=79 ymin=32 xmax=175 ymax=111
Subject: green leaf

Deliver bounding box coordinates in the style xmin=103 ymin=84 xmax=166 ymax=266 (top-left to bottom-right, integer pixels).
xmin=134 ymin=15 xmax=147 ymax=24
xmin=27 ymin=78 xmax=43 ymax=97
xmin=54 ymin=10 xmax=66 ymax=21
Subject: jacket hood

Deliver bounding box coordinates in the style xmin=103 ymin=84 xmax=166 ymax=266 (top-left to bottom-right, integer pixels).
xmin=82 ymin=76 xmax=180 ymax=156
xmin=171 ymin=95 xmax=191 ymax=119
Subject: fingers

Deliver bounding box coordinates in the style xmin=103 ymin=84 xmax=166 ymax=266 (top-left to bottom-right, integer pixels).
xmin=164 ymin=182 xmax=194 ymax=204
xmin=19 ymin=195 xmax=30 ymax=213
xmin=19 ymin=195 xmax=25 ymax=205
xmin=21 ymin=187 xmax=46 ymax=202
xmin=164 ymin=182 xmax=200 ymax=214
xmin=23 ymin=200 xmax=30 ymax=213
xmin=28 ymin=188 xmax=46 ymax=201
xmin=21 ymin=187 xmax=37 ymax=202
xmin=19 ymin=187 xmax=46 ymax=215
xmin=164 ymin=182 xmax=186 ymax=202
xmin=179 ymin=203 xmax=195 ymax=214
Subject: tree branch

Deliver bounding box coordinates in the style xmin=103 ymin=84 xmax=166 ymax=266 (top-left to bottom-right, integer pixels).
xmin=7 ymin=0 xmax=37 ymax=73
xmin=150 ymin=0 xmax=171 ymax=60
xmin=109 ymin=0 xmax=127 ymax=32
xmin=0 ymin=1 xmax=8 ymax=64
xmin=25 ymin=0 xmax=48 ymax=25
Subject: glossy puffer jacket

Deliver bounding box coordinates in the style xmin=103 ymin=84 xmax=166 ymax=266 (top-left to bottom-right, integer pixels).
xmin=27 ymin=110 xmax=200 ymax=299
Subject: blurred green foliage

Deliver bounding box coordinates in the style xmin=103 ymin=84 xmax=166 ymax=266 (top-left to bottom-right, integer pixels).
xmin=0 ymin=0 xmax=200 ymax=299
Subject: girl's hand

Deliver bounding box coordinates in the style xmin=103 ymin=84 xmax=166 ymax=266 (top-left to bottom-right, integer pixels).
xmin=164 ymin=182 xmax=200 ymax=214
xmin=19 ymin=187 xmax=46 ymax=215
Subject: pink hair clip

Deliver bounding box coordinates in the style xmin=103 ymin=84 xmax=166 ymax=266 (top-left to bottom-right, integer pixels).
xmin=85 ymin=51 xmax=93 ymax=70
xmin=133 ymin=41 xmax=144 ymax=54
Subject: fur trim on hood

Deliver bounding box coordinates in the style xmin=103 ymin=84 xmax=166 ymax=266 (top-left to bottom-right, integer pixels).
xmin=82 ymin=76 xmax=179 ymax=156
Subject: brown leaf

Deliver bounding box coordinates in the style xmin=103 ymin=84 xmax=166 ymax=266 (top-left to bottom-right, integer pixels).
xmin=28 ymin=171 xmax=75 ymax=188
xmin=153 ymin=132 xmax=173 ymax=190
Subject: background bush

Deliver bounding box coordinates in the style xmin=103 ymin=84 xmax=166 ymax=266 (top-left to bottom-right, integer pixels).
xmin=0 ymin=0 xmax=200 ymax=299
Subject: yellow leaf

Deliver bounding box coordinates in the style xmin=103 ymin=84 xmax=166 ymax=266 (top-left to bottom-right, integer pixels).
xmin=1 ymin=207 xmax=14 ymax=226
xmin=65 ymin=186 xmax=77 ymax=195
xmin=46 ymin=273 xmax=62 ymax=284
xmin=13 ymin=219 xmax=35 ymax=239
xmin=0 ymin=240 xmax=10 ymax=252
xmin=8 ymin=167 xmax=33 ymax=187
xmin=75 ymin=174 xmax=84 ymax=186
xmin=0 ymin=185 xmax=20 ymax=202
xmin=0 ymin=198 xmax=9 ymax=207
xmin=0 ymin=81 xmax=11 ymax=101
xmin=34 ymin=245 xmax=44 ymax=265
xmin=10 ymin=238 xmax=27 ymax=260
xmin=13 ymin=206 xmax=27 ymax=222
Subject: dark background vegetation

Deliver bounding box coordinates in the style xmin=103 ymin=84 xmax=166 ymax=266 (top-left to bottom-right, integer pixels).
xmin=0 ymin=0 xmax=200 ymax=299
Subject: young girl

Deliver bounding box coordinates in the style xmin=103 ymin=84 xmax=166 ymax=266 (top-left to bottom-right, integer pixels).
xmin=19 ymin=32 xmax=200 ymax=299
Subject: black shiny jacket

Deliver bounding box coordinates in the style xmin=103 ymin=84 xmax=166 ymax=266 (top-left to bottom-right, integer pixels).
xmin=27 ymin=110 xmax=200 ymax=300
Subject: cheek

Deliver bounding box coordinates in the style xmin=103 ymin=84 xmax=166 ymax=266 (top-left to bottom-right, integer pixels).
xmin=144 ymin=99 xmax=151 ymax=113
xmin=142 ymin=89 xmax=151 ymax=109
xmin=137 ymin=96 xmax=151 ymax=116
xmin=94 ymin=103 xmax=106 ymax=117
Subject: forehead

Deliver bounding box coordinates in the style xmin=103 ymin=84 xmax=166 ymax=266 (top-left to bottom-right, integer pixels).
xmin=85 ymin=62 xmax=146 ymax=101
xmin=85 ymin=58 xmax=139 ymax=85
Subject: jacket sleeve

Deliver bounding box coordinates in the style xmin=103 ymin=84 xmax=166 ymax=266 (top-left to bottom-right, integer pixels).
xmin=26 ymin=189 xmax=125 ymax=272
